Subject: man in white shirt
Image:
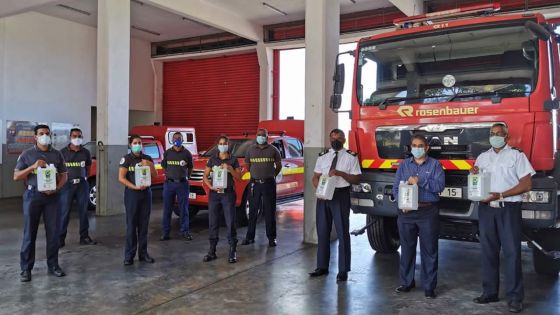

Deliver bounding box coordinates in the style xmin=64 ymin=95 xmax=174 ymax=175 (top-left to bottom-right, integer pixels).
xmin=308 ymin=129 xmax=361 ymax=282
xmin=471 ymin=123 xmax=535 ymax=314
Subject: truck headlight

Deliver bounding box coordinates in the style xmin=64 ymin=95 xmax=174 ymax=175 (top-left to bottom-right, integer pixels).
xmin=352 ymin=183 xmax=372 ymax=193
xmin=521 ymin=191 xmax=550 ymax=203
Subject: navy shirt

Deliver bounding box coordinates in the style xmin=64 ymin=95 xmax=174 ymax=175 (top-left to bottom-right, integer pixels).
xmin=119 ymin=153 xmax=154 ymax=185
xmin=15 ymin=145 xmax=68 ymax=188
xmin=162 ymin=147 xmax=193 ymax=180
xmin=61 ymin=145 xmax=92 ymax=180
xmin=392 ymin=156 xmax=445 ymax=203
xmin=207 ymin=154 xmax=239 ymax=190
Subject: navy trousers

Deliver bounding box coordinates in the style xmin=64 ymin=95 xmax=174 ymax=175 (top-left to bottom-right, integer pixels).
xmin=208 ymin=190 xmax=237 ymax=245
xmin=162 ymin=181 xmax=190 ymax=235
xmin=124 ymin=188 xmax=152 ymax=260
xmin=59 ymin=180 xmax=90 ymax=241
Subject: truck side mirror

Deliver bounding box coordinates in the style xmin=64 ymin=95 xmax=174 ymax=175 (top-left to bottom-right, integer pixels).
xmin=525 ymin=21 xmax=550 ymax=41
xmin=333 ymin=63 xmax=345 ymax=95
xmin=330 ymin=94 xmax=342 ymax=110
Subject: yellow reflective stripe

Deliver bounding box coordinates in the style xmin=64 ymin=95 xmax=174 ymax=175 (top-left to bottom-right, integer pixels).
xmin=361 ymin=159 xmax=374 ymax=168
xmin=282 ymin=167 xmax=304 ymax=175
xmin=242 ymin=172 xmax=251 ymax=180
xmin=451 ymin=160 xmax=472 ymax=170
xmin=155 ymin=164 xmax=163 ymax=170
xmin=379 ymin=160 xmax=397 ymax=169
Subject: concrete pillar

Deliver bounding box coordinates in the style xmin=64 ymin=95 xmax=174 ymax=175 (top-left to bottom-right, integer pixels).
xmin=303 ymin=0 xmax=339 ymax=244
xmin=96 ymin=0 xmax=130 ymax=216
xmin=257 ymin=42 xmax=273 ymax=121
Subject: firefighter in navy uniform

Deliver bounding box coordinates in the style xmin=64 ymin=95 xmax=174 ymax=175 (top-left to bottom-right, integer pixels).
xmin=160 ymin=132 xmax=193 ymax=241
xmin=202 ymin=135 xmax=242 ymax=263
xmin=118 ymin=135 xmax=157 ymax=265
xmin=241 ymin=128 xmax=282 ymax=247
xmin=59 ymin=128 xmax=96 ymax=248
xmin=309 ymin=129 xmax=361 ymax=282
xmin=471 ymin=123 xmax=534 ymax=314
xmin=14 ymin=124 xmax=68 ymax=282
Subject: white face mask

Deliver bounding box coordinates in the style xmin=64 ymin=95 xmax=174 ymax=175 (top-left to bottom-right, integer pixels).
xmin=71 ymin=138 xmax=83 ymax=146
xmin=37 ymin=134 xmax=51 ymax=146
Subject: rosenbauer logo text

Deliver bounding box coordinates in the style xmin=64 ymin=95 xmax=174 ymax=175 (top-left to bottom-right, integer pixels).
xmin=396 ymin=105 xmax=479 ymax=117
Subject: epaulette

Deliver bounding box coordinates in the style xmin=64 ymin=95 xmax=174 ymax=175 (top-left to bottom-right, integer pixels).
xmin=512 ymin=147 xmax=523 ymax=152
xmin=318 ymin=149 xmax=329 ymax=156
xmin=346 ymin=149 xmax=358 ymax=156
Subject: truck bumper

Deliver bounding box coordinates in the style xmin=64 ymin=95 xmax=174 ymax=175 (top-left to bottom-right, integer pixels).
xmin=351 ymin=171 xmax=558 ymax=229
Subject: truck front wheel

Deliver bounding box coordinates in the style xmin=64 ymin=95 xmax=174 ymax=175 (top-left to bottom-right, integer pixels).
xmin=366 ymin=215 xmax=400 ymax=253
xmin=531 ymin=228 xmax=560 ymax=276
xmin=88 ymin=179 xmax=96 ymax=210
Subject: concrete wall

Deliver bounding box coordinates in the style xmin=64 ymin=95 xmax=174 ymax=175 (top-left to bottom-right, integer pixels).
xmin=0 ymin=12 xmax=155 ymax=198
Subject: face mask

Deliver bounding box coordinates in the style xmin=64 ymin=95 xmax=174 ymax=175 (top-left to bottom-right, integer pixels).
xmin=37 ymin=134 xmax=51 ymax=146
xmin=256 ymin=136 xmax=267 ymax=145
xmin=71 ymin=138 xmax=83 ymax=146
xmin=131 ymin=144 xmax=142 ymax=154
xmin=489 ymin=136 xmax=506 ymax=149
xmin=331 ymin=140 xmax=343 ymax=151
xmin=411 ymin=147 xmax=425 ymax=159
xmin=218 ymin=144 xmax=229 ymax=153
xmin=173 ymin=139 xmax=182 ymax=147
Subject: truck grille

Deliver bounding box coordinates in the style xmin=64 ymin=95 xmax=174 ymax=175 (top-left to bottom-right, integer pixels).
xmin=190 ymin=169 xmax=205 ymax=181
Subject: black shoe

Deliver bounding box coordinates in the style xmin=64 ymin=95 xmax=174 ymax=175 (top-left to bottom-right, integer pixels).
xmin=59 ymin=239 xmax=65 ymax=249
xmin=123 ymin=258 xmax=134 ymax=266
xmin=508 ymin=301 xmax=523 ymax=313
xmin=425 ymin=290 xmax=437 ymax=299
xmin=228 ymin=244 xmax=237 ymax=263
xmin=473 ymin=295 xmax=499 ymax=304
xmin=48 ymin=266 xmax=66 ymax=277
xmin=80 ymin=237 xmax=97 ymax=245
xmin=309 ymin=268 xmax=329 ymax=277
xmin=241 ymin=239 xmax=255 ymax=245
xmin=20 ymin=270 xmax=31 ymax=282
xmin=268 ymin=239 xmax=277 ymax=247
xmin=182 ymin=233 xmax=193 ymax=241
xmin=395 ymin=283 xmax=415 ymax=293
xmin=203 ymin=253 xmax=217 ymax=262
xmin=336 ymin=272 xmax=348 ymax=282
xmin=139 ymin=255 xmax=155 ymax=263
xmin=160 ymin=235 xmax=170 ymax=241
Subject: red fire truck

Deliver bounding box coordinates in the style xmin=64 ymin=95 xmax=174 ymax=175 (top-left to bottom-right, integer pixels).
xmin=330 ymin=4 xmax=560 ymax=274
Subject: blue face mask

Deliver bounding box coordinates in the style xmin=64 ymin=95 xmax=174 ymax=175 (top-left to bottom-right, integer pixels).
xmin=218 ymin=144 xmax=229 ymax=153
xmin=411 ymin=147 xmax=425 ymax=159
xmin=489 ymin=136 xmax=506 ymax=149
xmin=131 ymin=144 xmax=142 ymax=154
xmin=173 ymin=139 xmax=182 ymax=147
xmin=256 ymin=136 xmax=267 ymax=145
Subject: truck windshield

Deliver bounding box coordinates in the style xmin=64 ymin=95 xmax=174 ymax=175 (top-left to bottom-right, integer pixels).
xmin=202 ymin=139 xmax=255 ymax=158
xmin=357 ymin=22 xmax=538 ymax=106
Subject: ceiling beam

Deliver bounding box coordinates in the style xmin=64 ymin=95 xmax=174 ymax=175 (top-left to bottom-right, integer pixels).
xmin=0 ymin=0 xmax=58 ymax=18
xmin=144 ymin=0 xmax=261 ymax=42
xmin=389 ymin=0 xmax=424 ymax=16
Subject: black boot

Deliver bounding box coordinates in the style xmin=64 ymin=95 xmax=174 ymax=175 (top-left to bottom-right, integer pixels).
xmin=203 ymin=240 xmax=218 ymax=262
xmin=228 ymin=240 xmax=237 ymax=263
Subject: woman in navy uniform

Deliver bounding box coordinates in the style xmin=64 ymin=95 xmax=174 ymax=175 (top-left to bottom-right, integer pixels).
xmin=118 ymin=135 xmax=157 ymax=265
xmin=202 ymin=135 xmax=242 ymax=263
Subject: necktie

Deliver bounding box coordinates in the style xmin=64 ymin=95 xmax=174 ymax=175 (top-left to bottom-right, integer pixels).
xmin=330 ymin=151 xmax=338 ymax=171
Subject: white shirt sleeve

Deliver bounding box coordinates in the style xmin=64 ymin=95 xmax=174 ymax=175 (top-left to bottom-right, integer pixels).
xmin=515 ymin=151 xmax=536 ymax=179
xmin=314 ymin=156 xmax=323 ymax=174
xmin=349 ymin=156 xmax=362 ymax=175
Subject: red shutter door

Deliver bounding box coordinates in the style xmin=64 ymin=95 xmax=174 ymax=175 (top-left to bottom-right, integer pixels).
xmin=163 ymin=52 xmax=260 ymax=150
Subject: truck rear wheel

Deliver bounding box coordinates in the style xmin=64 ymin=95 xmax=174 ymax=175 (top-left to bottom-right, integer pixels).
xmin=531 ymin=228 xmax=560 ymax=276
xmin=366 ymin=215 xmax=400 ymax=253
xmin=88 ymin=179 xmax=96 ymax=210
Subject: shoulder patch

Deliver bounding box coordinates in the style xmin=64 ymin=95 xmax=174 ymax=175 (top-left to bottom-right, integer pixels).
xmin=346 ymin=149 xmax=358 ymax=156
xmin=120 ymin=157 xmax=126 ymax=165
xmin=318 ymin=149 xmax=329 ymax=156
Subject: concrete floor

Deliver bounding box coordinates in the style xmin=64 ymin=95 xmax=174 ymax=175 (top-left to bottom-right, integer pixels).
xmin=0 ymin=194 xmax=558 ymax=315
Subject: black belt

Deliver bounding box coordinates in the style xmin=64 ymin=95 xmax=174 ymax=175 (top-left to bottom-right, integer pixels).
xmin=69 ymin=178 xmax=82 ymax=185
xmin=335 ymin=186 xmax=350 ymax=191
xmin=418 ymin=202 xmax=437 ymax=209
xmin=212 ymin=188 xmax=234 ymax=193
xmin=251 ymin=178 xmax=274 ymax=184
xmin=166 ymin=178 xmax=187 ymax=183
